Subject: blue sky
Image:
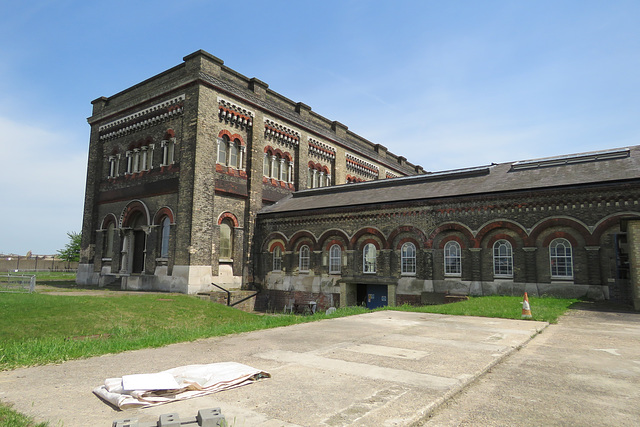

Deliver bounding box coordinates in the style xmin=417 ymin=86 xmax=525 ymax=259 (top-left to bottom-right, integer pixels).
xmin=1 ymin=0 xmax=638 ymax=255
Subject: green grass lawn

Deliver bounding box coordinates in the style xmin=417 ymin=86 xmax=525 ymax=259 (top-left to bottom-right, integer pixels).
xmin=0 ymin=291 xmax=577 ymax=427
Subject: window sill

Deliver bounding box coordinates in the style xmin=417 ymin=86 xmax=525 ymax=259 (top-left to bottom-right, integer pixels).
xmin=551 ymin=278 xmax=574 ymax=283
xmin=219 ymin=258 xmax=233 ymax=263
xmin=401 ymin=273 xmax=416 ymax=277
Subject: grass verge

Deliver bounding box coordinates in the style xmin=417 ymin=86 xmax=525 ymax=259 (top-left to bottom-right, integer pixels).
xmin=390 ymin=295 xmax=577 ymax=324
xmin=0 ymin=292 xmax=576 ymax=427
xmin=0 ymin=403 xmax=48 ymax=427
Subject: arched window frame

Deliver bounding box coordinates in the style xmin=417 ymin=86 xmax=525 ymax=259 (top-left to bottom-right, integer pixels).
xmin=549 ymin=238 xmax=573 ymax=279
xmin=363 ymin=243 xmax=377 ymax=274
xmin=219 ymin=219 xmax=234 ymax=261
xmin=299 ymin=245 xmax=310 ymax=272
xmin=329 ymin=244 xmax=342 ymax=274
xmin=160 ymin=216 xmax=171 ymax=259
xmin=161 ymin=138 xmax=175 ymax=166
xmin=401 ymin=242 xmax=416 ymax=275
xmin=263 ymin=152 xmax=271 ymax=177
xmin=444 ymin=241 xmax=462 ymax=277
xmin=217 ymin=136 xmax=228 ymax=166
xmin=493 ymin=239 xmax=513 ymax=278
xmin=272 ymin=246 xmax=282 ymax=272
xmin=228 ymin=140 xmax=238 ymax=168
xmin=104 ymin=222 xmax=115 ymax=259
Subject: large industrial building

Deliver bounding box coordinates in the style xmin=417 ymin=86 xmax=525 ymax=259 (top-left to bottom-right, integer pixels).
xmin=78 ymin=50 xmax=640 ymax=311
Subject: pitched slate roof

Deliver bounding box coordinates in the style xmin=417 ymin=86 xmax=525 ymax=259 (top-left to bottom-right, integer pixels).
xmin=259 ymin=146 xmax=640 ymax=215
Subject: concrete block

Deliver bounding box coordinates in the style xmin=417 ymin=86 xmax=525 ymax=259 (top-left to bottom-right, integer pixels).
xmin=158 ymin=412 xmax=180 ymax=427
xmin=197 ymin=407 xmax=226 ymax=426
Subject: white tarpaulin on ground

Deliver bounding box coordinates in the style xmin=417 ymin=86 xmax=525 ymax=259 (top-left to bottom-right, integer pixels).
xmin=93 ymin=362 xmax=270 ymax=409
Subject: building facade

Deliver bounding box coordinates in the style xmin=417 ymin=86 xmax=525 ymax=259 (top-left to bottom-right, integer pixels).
xmin=77 ymin=50 xmax=420 ymax=294
xmin=78 ymin=50 xmax=640 ymax=311
xmin=256 ymin=148 xmax=640 ymax=311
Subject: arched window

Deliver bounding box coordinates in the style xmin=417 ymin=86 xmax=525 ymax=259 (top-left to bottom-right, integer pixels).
xmin=219 ymin=220 xmax=233 ymax=260
xmin=272 ymin=246 xmax=282 ymax=271
xmin=444 ymin=241 xmax=461 ymax=276
xmin=161 ymin=138 xmax=175 ymax=166
xmin=299 ymin=245 xmax=310 ymax=272
xmin=401 ymin=242 xmax=416 ymax=275
xmin=263 ymin=153 xmax=270 ymax=177
xmin=363 ymin=243 xmax=377 ymax=273
xmin=274 ymin=155 xmax=282 ymax=181
xmin=228 ymin=141 xmax=238 ymax=168
xmin=329 ymin=244 xmax=341 ymax=274
xmin=160 ymin=217 xmax=171 ymax=258
xmin=217 ymin=137 xmax=228 ymax=165
xmin=104 ymin=222 xmax=115 ymax=259
xmin=493 ymin=240 xmax=513 ymax=278
xmin=550 ymin=238 xmax=573 ymax=278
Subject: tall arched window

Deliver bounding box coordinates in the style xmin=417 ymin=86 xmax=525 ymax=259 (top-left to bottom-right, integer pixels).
xmin=228 ymin=140 xmax=238 ymax=168
xmin=272 ymin=246 xmax=282 ymax=271
xmin=299 ymin=245 xmax=310 ymax=272
xmin=263 ymin=153 xmax=270 ymax=177
xmin=550 ymin=238 xmax=573 ymax=278
xmin=444 ymin=241 xmax=461 ymax=276
xmin=329 ymin=244 xmax=342 ymax=274
xmin=102 ymin=222 xmax=116 ymax=259
xmin=363 ymin=243 xmax=377 ymax=273
xmin=219 ymin=220 xmax=233 ymax=260
xmin=401 ymin=242 xmax=416 ymax=275
xmin=217 ymin=136 xmax=228 ymax=165
xmin=274 ymin=155 xmax=282 ymax=181
xmin=104 ymin=222 xmax=115 ymax=259
xmin=493 ymin=240 xmax=513 ymax=278
xmin=160 ymin=217 xmax=171 ymax=258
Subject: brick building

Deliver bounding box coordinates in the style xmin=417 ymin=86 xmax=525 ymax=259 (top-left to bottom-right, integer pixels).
xmin=78 ymin=50 xmax=640 ymax=311
xmin=256 ymin=147 xmax=640 ymax=311
xmin=77 ymin=50 xmax=420 ymax=294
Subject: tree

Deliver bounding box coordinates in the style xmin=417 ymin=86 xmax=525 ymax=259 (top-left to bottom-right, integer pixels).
xmin=57 ymin=231 xmax=81 ymax=262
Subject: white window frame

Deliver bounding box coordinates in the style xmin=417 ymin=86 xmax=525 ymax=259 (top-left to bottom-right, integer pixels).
xmin=272 ymin=246 xmax=282 ymax=271
xmin=299 ymin=245 xmax=310 ymax=272
xmin=329 ymin=244 xmax=341 ymax=274
xmin=263 ymin=153 xmax=270 ymax=177
xmin=444 ymin=241 xmax=462 ymax=277
xmin=161 ymin=138 xmax=175 ymax=166
xmin=550 ymin=238 xmax=573 ymax=279
xmin=401 ymin=242 xmax=416 ymax=275
xmin=160 ymin=217 xmax=171 ymax=259
xmin=363 ymin=243 xmax=377 ymax=274
xmin=493 ymin=240 xmax=513 ymax=278
xmin=219 ymin=220 xmax=233 ymax=261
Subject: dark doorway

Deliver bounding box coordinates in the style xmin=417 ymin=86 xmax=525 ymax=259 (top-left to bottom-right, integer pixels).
xmin=132 ymin=230 xmax=146 ymax=273
xmin=611 ymin=233 xmax=631 ymax=304
xmin=356 ymin=284 xmax=388 ymax=309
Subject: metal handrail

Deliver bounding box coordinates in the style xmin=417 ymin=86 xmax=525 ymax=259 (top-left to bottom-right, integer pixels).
xmin=210 ymin=283 xmax=260 ymax=307
xmin=210 ymin=283 xmax=231 ymax=306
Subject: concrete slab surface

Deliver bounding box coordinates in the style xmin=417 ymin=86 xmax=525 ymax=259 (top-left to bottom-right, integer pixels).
xmin=0 ymin=311 xmax=546 ymax=426
xmin=422 ymin=303 xmax=640 ymax=426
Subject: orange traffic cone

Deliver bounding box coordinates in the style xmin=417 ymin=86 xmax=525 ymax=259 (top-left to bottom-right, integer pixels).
xmin=521 ymin=292 xmax=532 ymax=319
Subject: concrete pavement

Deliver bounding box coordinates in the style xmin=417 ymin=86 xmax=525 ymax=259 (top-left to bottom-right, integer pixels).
xmin=423 ymin=303 xmax=640 ymax=426
xmin=0 ymin=311 xmax=546 ymax=426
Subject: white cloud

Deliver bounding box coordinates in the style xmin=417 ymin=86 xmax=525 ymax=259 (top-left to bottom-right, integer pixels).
xmin=0 ymin=116 xmax=87 ymax=255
